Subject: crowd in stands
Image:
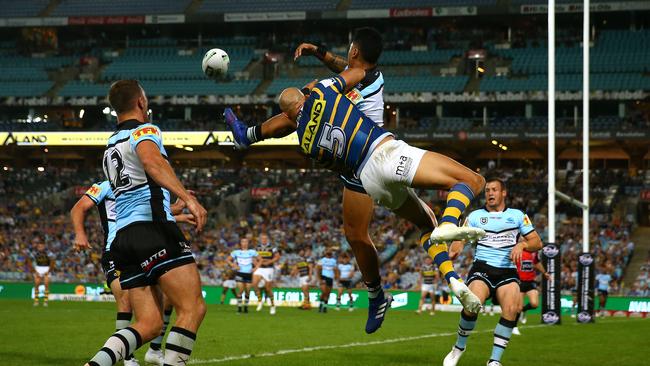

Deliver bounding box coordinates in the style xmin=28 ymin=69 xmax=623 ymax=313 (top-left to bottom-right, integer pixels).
xmin=1 ymin=165 xmax=646 ymax=298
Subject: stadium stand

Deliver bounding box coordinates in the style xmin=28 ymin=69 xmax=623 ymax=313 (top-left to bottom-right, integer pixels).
xmin=51 ymin=0 xmax=192 ymax=16
xmin=0 ymin=0 xmax=50 ymax=17
xmin=197 ymin=0 xmax=338 ymax=13
xmin=349 ymin=0 xmax=497 ymax=9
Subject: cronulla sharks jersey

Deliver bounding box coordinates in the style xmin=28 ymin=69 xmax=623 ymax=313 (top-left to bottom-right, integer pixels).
xmin=84 ymin=180 xmax=117 ymax=250
xmin=103 ymin=120 xmax=175 ymax=231
xmin=345 ymin=67 xmax=384 ymax=126
xmin=466 ymin=207 xmax=535 ymax=269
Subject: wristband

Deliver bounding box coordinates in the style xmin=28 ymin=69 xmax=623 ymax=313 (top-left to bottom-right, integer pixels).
xmin=246 ymin=125 xmax=264 ymax=143
xmin=315 ymin=45 xmax=328 ymax=61
xmin=301 ymin=87 xmax=311 ymax=96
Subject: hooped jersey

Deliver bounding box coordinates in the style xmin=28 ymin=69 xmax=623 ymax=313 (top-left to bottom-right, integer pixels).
xmin=257 ymin=243 xmax=278 ymax=268
xmin=466 ymin=207 xmax=535 ymax=269
xmin=320 ymin=257 xmax=337 ymax=278
xmin=516 ymin=250 xmax=540 ymax=282
xmin=297 ymin=75 xmax=392 ymax=176
xmin=85 ymin=180 xmax=117 ymax=251
xmin=230 ymin=249 xmax=258 ymax=274
xmin=421 ymin=264 xmax=436 ymax=285
xmin=345 ymin=67 xmax=384 ymax=126
xmin=33 ymin=251 xmax=51 ymax=267
xmin=296 ymin=258 xmax=312 ymax=277
xmin=338 ymin=263 xmax=354 ymax=279
xmin=103 ymin=121 xmax=175 ymax=231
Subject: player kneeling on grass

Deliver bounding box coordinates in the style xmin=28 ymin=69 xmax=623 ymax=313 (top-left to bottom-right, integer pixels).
xmin=225 ymin=67 xmax=486 ymax=333
xmin=444 ymin=178 xmax=543 ymax=366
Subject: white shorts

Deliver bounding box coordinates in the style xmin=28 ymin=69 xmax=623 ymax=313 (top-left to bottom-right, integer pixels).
xmin=35 ymin=266 xmax=50 ymax=277
xmin=223 ymin=280 xmax=236 ymax=289
xmin=254 ymin=267 xmax=275 ymax=283
xmin=359 ymin=139 xmax=426 ymax=210
xmin=299 ymin=276 xmax=311 ymax=287
xmin=421 ymin=284 xmax=435 ymax=294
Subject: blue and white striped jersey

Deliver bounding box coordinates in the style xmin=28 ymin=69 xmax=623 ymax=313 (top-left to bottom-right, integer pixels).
xmin=84 ymin=180 xmax=117 ymax=251
xmin=103 ymin=120 xmax=175 ymax=231
xmin=466 ymin=207 xmax=535 ymax=269
xmin=231 ymin=249 xmax=258 ymax=273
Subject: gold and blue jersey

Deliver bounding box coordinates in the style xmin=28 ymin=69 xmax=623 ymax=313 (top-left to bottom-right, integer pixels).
xmin=296 ymin=75 xmax=392 ymax=176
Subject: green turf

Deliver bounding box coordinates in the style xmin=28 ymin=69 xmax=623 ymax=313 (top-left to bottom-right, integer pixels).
xmin=2 ymin=300 xmax=648 ymax=365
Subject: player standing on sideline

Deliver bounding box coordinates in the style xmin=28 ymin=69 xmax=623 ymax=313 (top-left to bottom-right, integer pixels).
xmin=513 ymin=249 xmax=550 ymax=334
xmin=336 ymin=253 xmax=356 ymax=311
xmin=417 ymin=257 xmax=437 ymax=315
xmin=85 ymin=80 xmax=207 ymax=366
xmin=30 ymin=237 xmax=52 ymax=307
xmin=294 ymin=27 xmax=393 ymax=327
xmin=317 ymin=250 xmax=338 ymax=313
xmin=225 ymin=67 xmax=486 ymax=332
xmin=227 ymin=237 xmax=258 ymax=313
xmin=596 ymin=266 xmax=613 ymax=317
xmin=252 ymin=233 xmax=280 ymax=315
xmin=292 ymin=248 xmax=314 ymax=310
xmin=444 ymin=178 xmax=543 ymax=366
xmin=220 ymin=269 xmax=237 ymax=305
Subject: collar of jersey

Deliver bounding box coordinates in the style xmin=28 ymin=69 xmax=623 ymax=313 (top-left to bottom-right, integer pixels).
xmin=116 ymin=119 xmax=144 ymax=131
xmin=483 ymin=206 xmax=509 ymax=213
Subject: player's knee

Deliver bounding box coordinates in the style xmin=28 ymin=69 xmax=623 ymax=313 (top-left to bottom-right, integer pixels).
xmin=502 ymin=303 xmax=519 ymax=317
xmin=465 ymin=173 xmax=485 ymax=195
xmin=137 ymin=315 xmax=163 ymax=341
xmin=344 ymin=228 xmax=371 ymax=247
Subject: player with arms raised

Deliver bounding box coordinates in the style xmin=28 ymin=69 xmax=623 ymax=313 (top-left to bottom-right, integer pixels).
xmin=444 ymin=178 xmax=543 ymax=366
xmin=225 ymin=66 xmax=486 ymax=333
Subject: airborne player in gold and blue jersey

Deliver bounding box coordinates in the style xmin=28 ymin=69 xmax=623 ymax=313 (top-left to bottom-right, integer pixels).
xmin=225 ymin=67 xmax=486 ymax=334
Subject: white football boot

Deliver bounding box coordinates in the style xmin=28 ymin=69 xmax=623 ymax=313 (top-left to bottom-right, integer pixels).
xmin=443 ymin=346 xmax=465 ymax=366
xmin=450 ymin=277 xmax=483 ymax=314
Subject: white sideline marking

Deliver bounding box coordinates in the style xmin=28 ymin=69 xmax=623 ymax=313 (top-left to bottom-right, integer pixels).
xmin=189 ymin=325 xmax=549 ymax=364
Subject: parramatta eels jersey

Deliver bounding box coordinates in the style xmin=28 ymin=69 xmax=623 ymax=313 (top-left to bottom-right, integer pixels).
xmin=296 ymin=258 xmax=312 ymax=277
xmin=345 ymin=67 xmax=384 ymax=126
xmin=297 ymin=75 xmax=393 ymax=176
xmin=103 ymin=121 xmax=175 ymax=231
xmin=421 ymin=264 xmax=436 ymax=285
xmin=257 ymin=243 xmax=278 ymax=268
xmin=33 ymin=251 xmax=51 ymax=267
xmin=466 ymin=207 xmax=535 ymax=269
xmin=230 ymin=249 xmax=258 ymax=274
xmin=84 ymin=180 xmax=117 ymax=251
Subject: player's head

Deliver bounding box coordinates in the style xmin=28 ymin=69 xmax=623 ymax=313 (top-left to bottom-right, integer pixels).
xmin=424 ymin=257 xmax=433 ymax=266
xmin=325 ymin=249 xmax=333 ymax=257
xmin=279 ymin=87 xmax=306 ymax=121
xmin=259 ymin=233 xmax=269 ymax=244
xmin=32 ymin=236 xmax=44 ymax=251
xmin=240 ymin=237 xmax=249 ymax=249
xmin=108 ymin=79 xmax=149 ymax=123
xmin=485 ymin=177 xmax=507 ymax=210
xmin=348 ymin=27 xmax=383 ymax=67
xmin=340 ymin=252 xmax=349 ymax=263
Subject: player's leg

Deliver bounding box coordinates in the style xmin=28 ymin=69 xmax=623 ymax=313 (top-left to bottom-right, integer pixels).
xmin=43 ymin=273 xmax=50 ymax=306
xmin=108 ymin=278 xmax=140 ymax=364
xmin=33 ymin=274 xmax=41 ymax=306
xmin=417 ymin=290 xmax=426 ymax=314
xmin=157 ymin=263 xmax=207 ymax=366
xmin=521 ymin=288 xmax=539 ymax=324
xmin=430 ymin=290 xmax=436 ymax=315
xmin=444 ymin=280 xmax=490 ymax=366
xmin=235 ymin=281 xmax=244 ymax=312
xmin=147 ymin=292 xmax=173 ymax=363
xmin=252 ymin=274 xmax=264 ymax=311
xmin=347 ymin=288 xmax=354 ymax=311
xmin=336 ymin=286 xmax=343 ymax=310
xmin=488 ymin=282 xmax=521 ymax=365
xmin=243 ymin=282 xmax=251 ymax=313
xmin=85 ymin=285 xmax=162 ymax=366
xmin=220 ymin=286 xmax=227 ymax=305
xmin=265 ymin=276 xmax=276 ymax=315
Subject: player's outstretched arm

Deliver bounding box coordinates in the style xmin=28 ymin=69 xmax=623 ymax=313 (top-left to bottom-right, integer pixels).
xmin=136 ymin=141 xmax=207 ymax=232
xmin=70 ymin=195 xmax=96 ymax=250
xmin=294 ymin=43 xmax=348 ymax=73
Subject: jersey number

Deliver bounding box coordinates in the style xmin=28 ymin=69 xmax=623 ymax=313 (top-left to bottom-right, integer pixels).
xmin=317 ymin=124 xmax=346 ymax=159
xmin=105 ymin=150 xmax=132 ymax=190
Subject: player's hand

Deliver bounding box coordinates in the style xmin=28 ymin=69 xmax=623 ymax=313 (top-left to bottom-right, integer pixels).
xmin=294 ymin=43 xmax=318 ymax=61
xmin=543 ymin=272 xmax=552 ymax=281
xmin=171 ymin=190 xmax=195 ymax=214
xmin=174 ymin=213 xmax=197 ymax=226
xmin=510 ymin=242 xmax=525 ymax=264
xmin=224 ymin=108 xmax=251 ymax=150
xmin=185 ymin=197 xmax=207 ymax=233
xmin=73 ymin=236 xmax=91 ymax=251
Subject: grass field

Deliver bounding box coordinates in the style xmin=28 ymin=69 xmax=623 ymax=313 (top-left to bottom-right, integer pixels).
xmin=3 ymin=300 xmax=648 ymax=366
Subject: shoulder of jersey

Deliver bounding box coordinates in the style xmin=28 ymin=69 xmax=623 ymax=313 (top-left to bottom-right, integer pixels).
xmin=131 ymin=123 xmax=162 ymax=141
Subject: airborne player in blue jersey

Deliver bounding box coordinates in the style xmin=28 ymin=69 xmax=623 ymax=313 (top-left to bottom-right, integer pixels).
xmin=225 ymin=67 xmax=487 ymax=334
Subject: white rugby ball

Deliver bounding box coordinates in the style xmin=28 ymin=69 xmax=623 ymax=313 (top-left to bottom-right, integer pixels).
xmin=202 ymin=48 xmax=229 ymax=78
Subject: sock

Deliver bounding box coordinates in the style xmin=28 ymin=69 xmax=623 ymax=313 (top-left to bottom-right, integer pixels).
xmin=515 ymin=312 xmax=521 ymax=323
xmin=522 ymin=303 xmax=534 ymax=312
xmin=439 ymin=183 xmax=474 ymax=226
xmin=454 ymin=311 xmax=478 ymax=351
xmin=365 ymin=280 xmax=382 ymax=299
xmin=44 ymin=289 xmax=49 ymax=303
xmin=163 ymin=327 xmax=196 ymax=366
xmin=150 ymin=309 xmax=172 ymax=351
xmin=490 ymin=317 xmax=516 ymax=362
xmin=115 ymin=313 xmax=134 ymax=360
xmin=88 ymin=327 xmax=142 ymax=366
xmin=421 ymin=232 xmax=461 ymax=283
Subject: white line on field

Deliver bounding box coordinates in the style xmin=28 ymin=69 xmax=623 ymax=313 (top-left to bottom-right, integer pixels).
xmin=189 ymin=324 xmax=550 ymax=364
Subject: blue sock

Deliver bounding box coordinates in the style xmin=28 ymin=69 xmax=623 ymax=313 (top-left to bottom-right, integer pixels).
xmin=490 ymin=317 xmax=516 ymax=362
xmin=454 ymin=311 xmax=478 ymax=351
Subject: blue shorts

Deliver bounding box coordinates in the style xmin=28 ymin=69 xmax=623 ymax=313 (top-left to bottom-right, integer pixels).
xmin=339 ymin=173 xmax=367 ymax=194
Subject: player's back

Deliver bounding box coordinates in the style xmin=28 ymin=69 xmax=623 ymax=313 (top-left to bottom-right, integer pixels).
xmin=297 ymin=76 xmax=392 ymax=176
xmin=103 ymin=121 xmax=175 ymax=230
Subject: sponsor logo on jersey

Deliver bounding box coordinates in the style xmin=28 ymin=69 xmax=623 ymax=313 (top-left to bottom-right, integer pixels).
xmin=345 ymin=89 xmax=363 ymax=105
xmin=523 ymin=214 xmax=532 ymax=226
xmin=132 ymin=126 xmax=160 ymax=141
xmin=301 ymin=99 xmax=325 ymax=154
xmin=506 ymin=217 xmax=515 ymax=224
xmin=480 ymin=217 xmax=488 ymax=225
xmin=86 ymin=184 xmax=101 ymax=198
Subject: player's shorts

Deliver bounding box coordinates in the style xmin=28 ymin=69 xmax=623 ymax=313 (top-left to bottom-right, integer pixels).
xmin=34 ymin=266 xmax=50 ymax=277
xmin=421 ymin=283 xmax=435 ymax=294
xmin=339 ymin=173 xmax=367 ymax=194
xmin=519 ymin=280 xmax=538 ymax=293
xmin=112 ymin=222 xmax=195 ymax=290
xmin=235 ymin=272 xmax=252 ymax=283
xmin=254 ymin=267 xmax=275 ymax=282
xmin=322 ymin=276 xmax=334 ymax=288
xmin=359 ymin=139 xmax=426 ymax=210
xmin=100 ymin=250 xmax=120 ymax=287
xmin=340 ymin=280 xmax=352 ymax=289
xmin=299 ymin=275 xmax=311 ymax=287
xmin=598 ymin=289 xmax=608 ymax=296
xmin=223 ymin=279 xmax=237 ymax=289
xmin=466 ymin=261 xmax=520 ymax=300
